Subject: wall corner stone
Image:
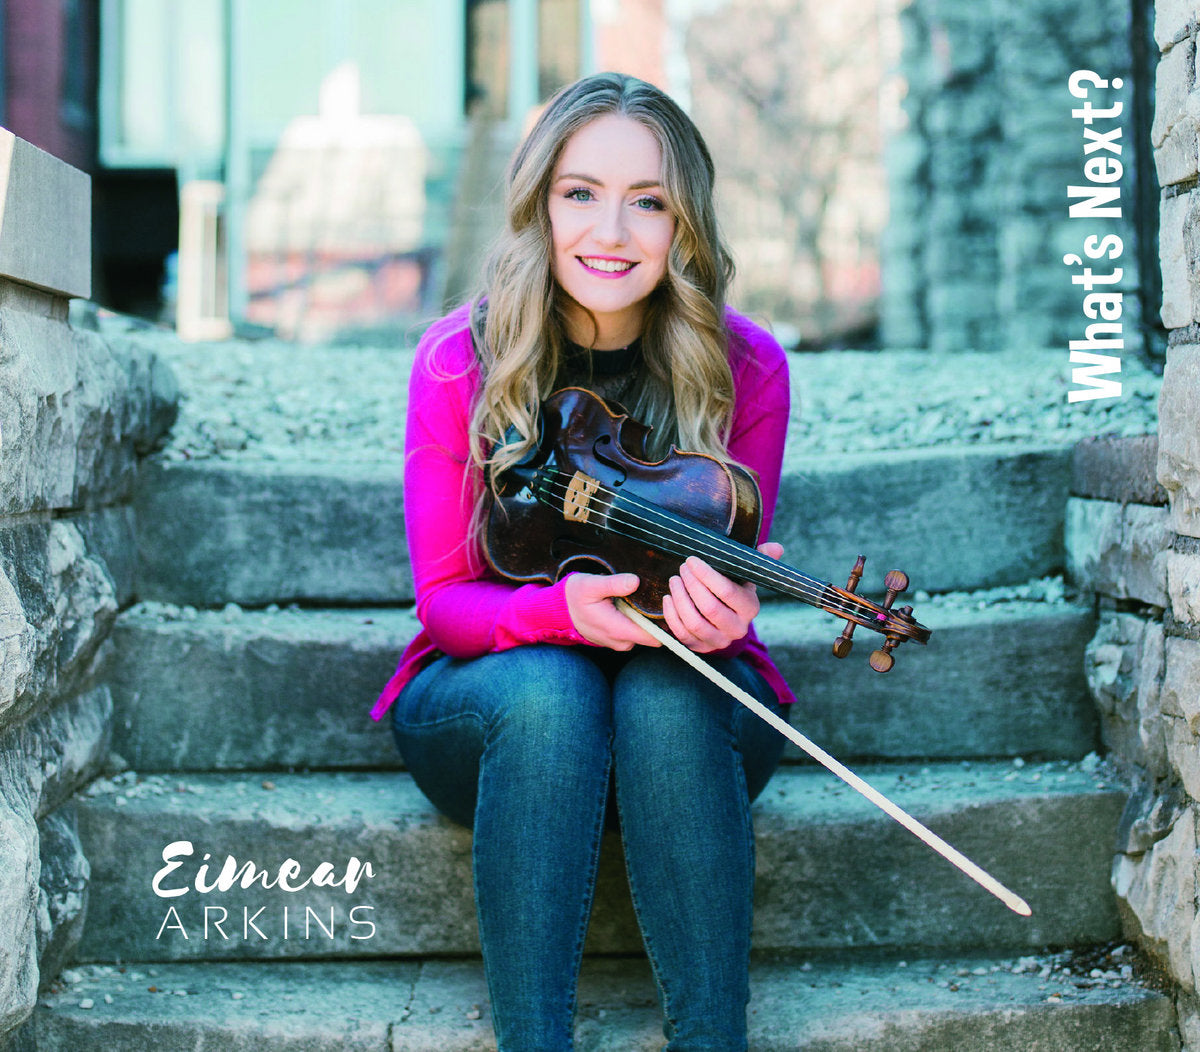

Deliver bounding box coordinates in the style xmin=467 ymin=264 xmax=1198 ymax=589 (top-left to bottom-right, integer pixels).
xmin=0 ymin=131 xmax=89 ymax=301
xmin=0 ymin=132 xmax=180 ymax=1042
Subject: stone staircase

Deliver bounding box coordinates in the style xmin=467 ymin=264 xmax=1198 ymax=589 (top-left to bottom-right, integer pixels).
xmin=30 ymin=437 xmax=1179 ymax=1049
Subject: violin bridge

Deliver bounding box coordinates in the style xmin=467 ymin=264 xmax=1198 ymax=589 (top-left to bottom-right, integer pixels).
xmin=563 ymin=471 xmax=601 ymax=523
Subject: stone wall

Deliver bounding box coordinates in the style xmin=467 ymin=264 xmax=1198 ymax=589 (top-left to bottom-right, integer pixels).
xmin=0 ymin=132 xmax=177 ymax=1044
xmin=1062 ymin=4 xmax=1200 ymax=1048
xmin=883 ymin=0 xmax=1140 ymax=352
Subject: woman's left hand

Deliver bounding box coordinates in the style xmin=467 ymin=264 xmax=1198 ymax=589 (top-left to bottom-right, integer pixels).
xmin=662 ymin=542 xmax=783 ymax=653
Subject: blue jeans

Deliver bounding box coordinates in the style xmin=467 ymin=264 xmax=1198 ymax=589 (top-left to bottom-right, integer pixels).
xmin=391 ymin=644 xmax=789 ymax=1051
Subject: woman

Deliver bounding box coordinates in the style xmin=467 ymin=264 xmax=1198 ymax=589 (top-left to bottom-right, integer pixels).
xmin=371 ymin=72 xmax=793 ymax=1051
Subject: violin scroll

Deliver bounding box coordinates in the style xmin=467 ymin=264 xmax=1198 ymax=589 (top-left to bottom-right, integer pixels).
xmin=829 ymin=557 xmax=926 ymax=673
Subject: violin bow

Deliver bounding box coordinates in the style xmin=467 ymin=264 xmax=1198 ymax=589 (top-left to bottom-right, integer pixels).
xmin=615 ymin=599 xmax=1032 ymax=918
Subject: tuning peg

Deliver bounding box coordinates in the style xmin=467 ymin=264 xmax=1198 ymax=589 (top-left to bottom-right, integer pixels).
xmin=882 ymin=570 xmax=909 ymax=610
xmin=870 ymin=640 xmax=898 ymax=673
xmin=832 ymin=555 xmax=866 ymax=659
xmin=833 ymin=623 xmax=856 ymax=658
xmin=869 ymin=572 xmax=910 ymax=672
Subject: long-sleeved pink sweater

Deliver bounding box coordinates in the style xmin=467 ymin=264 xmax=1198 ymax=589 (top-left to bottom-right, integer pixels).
xmin=370 ymin=303 xmax=794 ymax=721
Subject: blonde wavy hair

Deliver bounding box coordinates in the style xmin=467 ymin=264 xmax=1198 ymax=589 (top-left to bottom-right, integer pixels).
xmin=470 ymin=72 xmax=737 ymax=487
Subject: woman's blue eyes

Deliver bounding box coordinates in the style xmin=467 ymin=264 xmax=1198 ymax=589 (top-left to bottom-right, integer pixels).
xmin=562 ymin=187 xmax=665 ymax=211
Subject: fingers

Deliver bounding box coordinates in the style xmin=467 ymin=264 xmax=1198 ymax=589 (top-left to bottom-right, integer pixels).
xmin=564 ymin=572 xmax=660 ymax=650
xmin=758 ymin=541 xmax=784 ymax=561
xmin=663 ymin=556 xmax=760 ymax=653
xmin=565 ymin=548 xmax=777 ymax=654
xmin=577 ymin=571 xmax=639 ymax=600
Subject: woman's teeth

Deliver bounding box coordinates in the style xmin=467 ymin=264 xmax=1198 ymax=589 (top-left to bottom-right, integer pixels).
xmin=581 ymin=257 xmax=634 ymax=273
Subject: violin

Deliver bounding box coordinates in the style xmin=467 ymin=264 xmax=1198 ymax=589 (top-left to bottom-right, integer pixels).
xmin=484 ymin=387 xmax=931 ymax=671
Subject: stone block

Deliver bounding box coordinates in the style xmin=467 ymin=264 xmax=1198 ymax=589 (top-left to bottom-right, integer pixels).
xmin=34 ymin=806 xmax=88 ymax=990
xmin=0 ymin=312 xmax=179 ymax=518
xmin=1160 ymin=344 xmax=1200 ymax=537
xmin=134 ymin=460 xmax=413 ymax=607
xmin=1169 ymin=549 xmax=1200 ymax=625
xmin=74 ymin=763 xmax=1124 ymax=962
xmin=106 ymin=604 xmax=407 ymax=772
xmin=1086 ymin=613 xmax=1168 ymax=778
xmin=0 ymin=686 xmax=112 ymax=825
xmin=0 ymin=132 xmax=88 ymax=300
xmin=1180 ymin=990 xmax=1200 ymax=1052
xmin=1156 ymin=1 xmax=1198 ymax=50
xmin=1156 ymin=107 xmax=1200 ymax=188
xmin=1072 ymin=435 xmax=1168 ymax=506
xmin=1065 ymin=498 xmax=1171 ymax=608
xmin=1162 ymin=635 xmax=1200 ymax=799
xmin=768 ymin=596 xmax=1098 ymax=763
xmin=1162 ymin=634 xmax=1200 ymax=720
xmin=776 ymin=445 xmax=1073 ymax=596
xmin=0 ymin=687 xmax=111 ymax=1034
xmin=27 ymin=954 xmax=1180 ymax=1052
xmin=0 ymin=686 xmax=111 ymax=1031
xmin=0 ymin=520 xmax=116 ymax=730
xmin=74 ymin=507 xmax=137 ymax=610
xmin=1160 ymin=192 xmax=1198 ymax=329
xmin=1153 ymin=41 xmax=1196 ymax=171
xmin=0 ymin=795 xmax=37 ymax=1034
xmin=1116 ymin=778 xmax=1186 ymax=856
xmin=1153 ymin=38 xmax=1194 ymax=146
xmin=1166 ymin=715 xmax=1200 ymax=800
xmin=105 ymin=596 xmax=1099 ymax=772
xmin=1113 ymin=803 xmax=1197 ymax=991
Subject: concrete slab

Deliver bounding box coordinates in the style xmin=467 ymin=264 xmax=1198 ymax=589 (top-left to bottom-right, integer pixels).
xmin=73 ymin=763 xmax=1125 ymax=962
xmin=133 ymin=460 xmax=411 ymax=606
xmin=104 ymin=594 xmax=1097 ymax=772
xmin=132 ymin=444 xmax=1073 ymax=606
xmin=31 ymin=952 xmax=1176 ymax=1051
xmin=762 ymin=595 xmax=1098 ymax=763
xmin=1072 ymin=435 xmax=1167 ymax=506
xmin=0 ymin=131 xmax=90 ymax=300
xmin=772 ymin=444 xmax=1073 ymax=595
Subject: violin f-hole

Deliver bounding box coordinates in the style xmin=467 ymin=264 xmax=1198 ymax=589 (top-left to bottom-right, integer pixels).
xmin=592 ymin=434 xmax=628 ymax=486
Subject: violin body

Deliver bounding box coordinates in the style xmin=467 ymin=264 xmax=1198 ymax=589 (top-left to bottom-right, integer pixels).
xmin=486 ymin=387 xmax=761 ymax=616
xmin=485 ymin=387 xmax=930 ymax=670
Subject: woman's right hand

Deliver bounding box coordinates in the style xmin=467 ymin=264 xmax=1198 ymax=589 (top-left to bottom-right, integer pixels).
xmin=565 ymin=572 xmax=661 ymax=650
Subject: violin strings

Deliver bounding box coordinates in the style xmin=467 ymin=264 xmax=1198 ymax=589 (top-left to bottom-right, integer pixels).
xmin=531 ymin=468 xmax=817 ymax=596
xmin=529 ymin=468 xmax=885 ymax=625
xmin=532 ymin=469 xmax=839 ymax=607
xmin=544 ymin=474 xmax=877 ymax=624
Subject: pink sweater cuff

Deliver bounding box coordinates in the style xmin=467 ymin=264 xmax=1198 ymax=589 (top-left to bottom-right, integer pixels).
xmin=500 ymin=577 xmax=588 ymax=648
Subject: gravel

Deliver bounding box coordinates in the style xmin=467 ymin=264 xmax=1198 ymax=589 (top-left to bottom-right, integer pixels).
xmin=87 ymin=310 xmax=1160 ymax=466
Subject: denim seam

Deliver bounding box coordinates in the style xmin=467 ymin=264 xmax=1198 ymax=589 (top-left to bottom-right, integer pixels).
xmin=615 ymin=705 xmax=756 ymax=1050
xmin=562 ymin=736 xmax=615 ymax=1040
xmin=474 ymin=717 xmax=613 ymax=1051
xmin=395 ymin=709 xmax=488 ymax=733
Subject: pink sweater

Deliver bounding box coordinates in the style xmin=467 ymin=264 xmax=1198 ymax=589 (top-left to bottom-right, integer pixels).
xmin=370 ymin=304 xmax=794 ymax=721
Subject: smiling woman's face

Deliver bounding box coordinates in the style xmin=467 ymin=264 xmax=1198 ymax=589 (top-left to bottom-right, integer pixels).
xmin=547 ymin=113 xmax=676 ymax=350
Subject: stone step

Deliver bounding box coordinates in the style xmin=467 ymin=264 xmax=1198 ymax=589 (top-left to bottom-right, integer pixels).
xmin=32 ymin=951 xmax=1176 ymax=1051
xmin=74 ymin=762 xmax=1124 ymax=963
xmin=105 ymin=593 xmax=1096 ymax=772
xmin=132 ymin=443 xmax=1071 ymax=607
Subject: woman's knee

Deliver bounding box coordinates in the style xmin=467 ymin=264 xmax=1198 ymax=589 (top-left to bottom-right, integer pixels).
xmin=483 ymin=646 xmax=612 ymax=743
xmin=611 ymin=649 xmax=738 ymax=735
